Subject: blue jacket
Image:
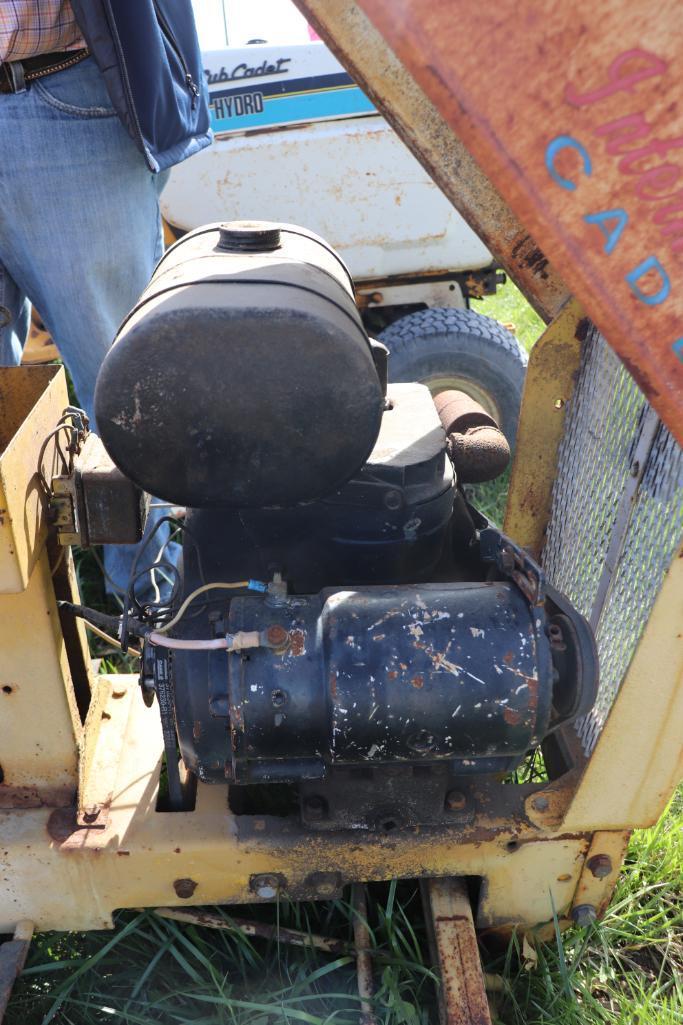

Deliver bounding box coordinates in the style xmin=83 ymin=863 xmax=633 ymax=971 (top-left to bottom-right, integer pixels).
xmin=70 ymin=0 xmax=211 ymax=172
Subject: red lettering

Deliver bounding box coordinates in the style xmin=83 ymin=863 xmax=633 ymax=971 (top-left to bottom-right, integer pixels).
xmin=618 ymin=135 xmax=683 ymax=174
xmin=651 ymin=194 xmax=683 ymax=252
xmin=594 ymin=112 xmax=651 ymax=155
xmin=634 ymin=164 xmax=681 ymax=200
xmin=565 ymin=48 xmax=668 ymax=108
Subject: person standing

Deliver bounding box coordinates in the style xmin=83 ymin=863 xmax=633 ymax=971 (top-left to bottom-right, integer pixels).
xmin=0 ymin=1 xmax=211 ymax=594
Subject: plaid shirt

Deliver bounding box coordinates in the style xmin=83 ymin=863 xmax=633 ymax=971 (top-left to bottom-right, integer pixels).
xmin=0 ymin=1 xmax=84 ymax=62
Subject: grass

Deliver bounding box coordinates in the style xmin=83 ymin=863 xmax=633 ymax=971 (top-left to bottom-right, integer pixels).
xmin=8 ymin=280 xmax=680 ymax=1023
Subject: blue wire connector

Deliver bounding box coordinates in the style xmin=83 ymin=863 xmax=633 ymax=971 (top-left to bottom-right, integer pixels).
xmin=248 ymin=580 xmax=268 ymax=593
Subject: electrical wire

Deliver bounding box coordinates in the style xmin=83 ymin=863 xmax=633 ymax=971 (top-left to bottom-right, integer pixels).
xmin=50 ymin=546 xmax=66 ymax=577
xmin=148 ymin=629 xmax=261 ymax=651
xmin=154 ymin=581 xmax=256 ymax=635
xmin=120 ymin=515 xmax=183 ymax=651
xmin=37 ymin=424 xmax=70 ymax=493
xmin=83 ymin=620 xmax=142 ymax=658
xmin=37 ymin=408 xmax=89 ymax=494
xmin=148 ymin=633 xmax=231 ymax=650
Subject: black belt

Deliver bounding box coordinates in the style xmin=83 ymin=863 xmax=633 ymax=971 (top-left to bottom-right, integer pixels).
xmin=0 ymin=48 xmax=89 ymax=94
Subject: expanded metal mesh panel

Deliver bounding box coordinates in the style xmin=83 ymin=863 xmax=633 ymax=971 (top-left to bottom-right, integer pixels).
xmin=543 ymin=327 xmax=683 ymax=754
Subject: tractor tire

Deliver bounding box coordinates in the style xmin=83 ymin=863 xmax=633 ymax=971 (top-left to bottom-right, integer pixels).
xmin=379 ymin=307 xmax=528 ymax=447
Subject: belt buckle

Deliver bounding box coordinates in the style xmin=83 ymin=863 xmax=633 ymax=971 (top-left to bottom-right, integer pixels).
xmin=0 ymin=59 xmax=26 ymax=93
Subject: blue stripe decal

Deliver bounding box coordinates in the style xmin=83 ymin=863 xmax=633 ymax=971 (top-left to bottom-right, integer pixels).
xmin=210 ymin=85 xmax=376 ymax=134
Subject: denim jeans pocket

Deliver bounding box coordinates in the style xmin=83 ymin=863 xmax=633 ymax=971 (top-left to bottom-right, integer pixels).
xmin=32 ymin=57 xmax=117 ymax=119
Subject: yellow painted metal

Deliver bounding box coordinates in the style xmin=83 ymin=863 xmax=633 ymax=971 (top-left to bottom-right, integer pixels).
xmin=0 ymin=675 xmax=590 ymax=933
xmin=0 ymin=551 xmax=81 ymax=807
xmin=503 ymin=299 xmax=585 ymax=559
xmin=0 ymin=366 xmax=92 ymax=809
xmin=571 ymin=831 xmax=631 ymax=921
xmin=563 ymin=547 xmax=683 ymax=832
xmin=0 ymin=366 xmax=67 ymax=593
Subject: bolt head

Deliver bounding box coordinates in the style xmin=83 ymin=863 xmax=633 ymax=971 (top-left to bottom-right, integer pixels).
xmin=571 ymin=903 xmax=597 ymax=928
xmin=532 ymin=795 xmax=549 ymax=812
xmin=587 ymin=854 xmax=613 ymax=879
xmin=266 ymin=625 xmax=289 ymax=649
xmin=445 ymin=789 xmax=467 ymax=811
xmin=173 ymin=877 xmax=198 ymax=899
xmin=303 ymin=795 xmax=326 ymax=820
xmin=250 ymin=873 xmax=283 ymax=899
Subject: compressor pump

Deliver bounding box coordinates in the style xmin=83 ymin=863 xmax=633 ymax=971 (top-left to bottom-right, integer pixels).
xmin=62 ymin=221 xmax=597 ymax=829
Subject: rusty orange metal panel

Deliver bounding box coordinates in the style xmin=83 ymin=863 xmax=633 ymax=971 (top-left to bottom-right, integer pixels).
xmin=356 ymin=0 xmax=683 ymax=444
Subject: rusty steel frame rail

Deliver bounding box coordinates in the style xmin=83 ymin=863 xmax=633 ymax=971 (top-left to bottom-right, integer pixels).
xmin=423 ymin=879 xmax=492 ymax=1025
xmin=292 ymin=0 xmax=569 ymax=323
xmin=0 ymin=921 xmax=33 ymax=1020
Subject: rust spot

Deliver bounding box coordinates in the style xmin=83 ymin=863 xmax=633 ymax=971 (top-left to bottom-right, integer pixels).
xmin=387 ymin=670 xmax=398 ymax=680
xmin=575 ymin=317 xmax=591 ymax=342
xmin=289 ymin=629 xmax=305 ymax=657
xmin=193 ymin=720 xmax=202 ymax=741
xmin=411 ymin=674 xmax=424 ymax=689
xmin=173 ymin=877 xmax=198 ymax=899
xmin=117 ymin=850 xmax=131 ymax=857
xmin=503 ymin=652 xmax=514 ymax=665
xmin=266 ymin=624 xmax=288 ymax=649
xmin=503 ymin=707 xmax=522 ymax=726
xmin=329 ymin=671 xmax=337 ymax=698
xmin=1 ymin=685 xmax=13 ymax=695
xmin=0 ymin=785 xmax=72 ymax=810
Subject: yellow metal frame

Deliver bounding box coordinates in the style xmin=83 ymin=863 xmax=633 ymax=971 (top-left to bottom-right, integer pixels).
xmin=0 ymin=312 xmax=680 ymax=938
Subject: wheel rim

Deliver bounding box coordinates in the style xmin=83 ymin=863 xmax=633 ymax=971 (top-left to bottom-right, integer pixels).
xmin=421 ymin=374 xmax=503 ymax=426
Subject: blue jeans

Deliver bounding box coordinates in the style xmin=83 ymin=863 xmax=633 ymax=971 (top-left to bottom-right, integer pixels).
xmin=0 ymin=56 xmax=174 ymax=600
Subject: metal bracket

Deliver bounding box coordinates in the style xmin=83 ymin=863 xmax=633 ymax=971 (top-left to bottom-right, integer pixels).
xmin=479 ymin=526 xmax=546 ymax=606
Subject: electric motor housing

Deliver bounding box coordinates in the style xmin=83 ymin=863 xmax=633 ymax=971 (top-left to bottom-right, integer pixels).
xmin=94 ymin=221 xmax=385 ymax=508
xmin=172 ymin=572 xmax=597 ymax=788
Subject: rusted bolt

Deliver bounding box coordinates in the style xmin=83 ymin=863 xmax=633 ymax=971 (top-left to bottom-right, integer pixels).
xmin=445 ymin=789 xmax=467 ymax=811
xmin=571 ymin=904 xmax=597 ymax=928
xmin=250 ymin=873 xmax=284 ymax=899
xmin=266 ymin=624 xmax=289 ymax=649
xmin=587 ymin=854 xmax=613 ymax=879
xmin=303 ymin=795 xmax=327 ymax=820
xmin=532 ymin=795 xmax=549 ymax=812
xmin=306 ymin=871 xmax=341 ymax=897
xmin=271 ymin=688 xmax=287 ymax=708
xmin=370 ymin=291 xmax=383 ymax=304
xmin=82 ymin=805 xmax=100 ymax=823
xmin=173 ymin=877 xmax=198 ymax=899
